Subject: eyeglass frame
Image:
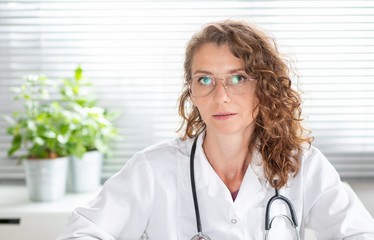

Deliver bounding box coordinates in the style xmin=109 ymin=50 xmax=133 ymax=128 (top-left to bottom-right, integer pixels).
xmin=187 ymin=71 xmax=256 ymax=98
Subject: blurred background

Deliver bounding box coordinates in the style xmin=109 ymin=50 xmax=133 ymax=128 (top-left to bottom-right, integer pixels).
xmin=1 ymin=0 xmax=373 ymax=182
xmin=0 ymin=0 xmax=373 ymax=239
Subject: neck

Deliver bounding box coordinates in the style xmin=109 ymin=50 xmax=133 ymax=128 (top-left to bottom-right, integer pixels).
xmin=202 ymin=128 xmax=254 ymax=192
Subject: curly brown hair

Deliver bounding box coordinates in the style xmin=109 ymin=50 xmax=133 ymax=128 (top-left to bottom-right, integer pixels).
xmin=177 ymin=20 xmax=313 ymax=189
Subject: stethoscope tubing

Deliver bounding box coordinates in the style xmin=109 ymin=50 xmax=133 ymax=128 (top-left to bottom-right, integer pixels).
xmin=265 ymin=188 xmax=298 ymax=230
xmin=190 ymin=136 xmax=203 ymax=234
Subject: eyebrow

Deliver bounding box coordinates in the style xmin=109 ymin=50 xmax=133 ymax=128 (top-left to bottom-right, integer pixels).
xmin=192 ymin=68 xmax=246 ymax=76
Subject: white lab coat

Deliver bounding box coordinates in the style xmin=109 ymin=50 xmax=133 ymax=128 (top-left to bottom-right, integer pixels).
xmin=58 ymin=133 xmax=374 ymax=240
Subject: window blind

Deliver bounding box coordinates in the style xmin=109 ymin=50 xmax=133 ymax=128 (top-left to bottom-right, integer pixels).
xmin=0 ymin=0 xmax=373 ymax=180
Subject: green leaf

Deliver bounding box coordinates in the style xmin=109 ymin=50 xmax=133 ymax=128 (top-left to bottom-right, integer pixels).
xmin=106 ymin=110 xmax=121 ymax=121
xmin=73 ymin=85 xmax=79 ymax=95
xmin=94 ymin=138 xmax=106 ymax=153
xmin=59 ymin=124 xmax=70 ymax=135
xmin=57 ymin=134 xmax=69 ymax=144
xmin=26 ymin=120 xmax=37 ymax=131
xmin=8 ymin=134 xmax=22 ymax=157
xmin=75 ymin=66 xmax=83 ymax=81
xmin=34 ymin=137 xmax=44 ymax=146
xmin=41 ymin=130 xmax=56 ymax=138
xmin=71 ymin=143 xmax=86 ymax=158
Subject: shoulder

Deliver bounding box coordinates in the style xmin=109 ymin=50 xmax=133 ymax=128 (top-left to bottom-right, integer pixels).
xmin=300 ymin=144 xmax=333 ymax=170
xmin=138 ymin=137 xmax=192 ymax=163
xmin=123 ymin=137 xmax=193 ymax=173
xmin=110 ymin=137 xmax=192 ymax=184
xmin=298 ymin=144 xmax=341 ymax=184
xmin=142 ymin=137 xmax=191 ymax=158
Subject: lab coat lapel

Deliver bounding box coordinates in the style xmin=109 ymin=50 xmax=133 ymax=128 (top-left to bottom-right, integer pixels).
xmin=176 ymin=134 xmax=211 ymax=239
xmin=206 ymin=163 xmax=232 ymax=203
xmin=179 ymin=133 xmax=210 ymax=193
xmin=234 ymin=150 xmax=265 ymax=212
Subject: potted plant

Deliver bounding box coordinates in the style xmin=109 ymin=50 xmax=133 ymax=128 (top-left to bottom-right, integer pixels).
xmin=60 ymin=66 xmax=118 ymax=193
xmin=5 ymin=75 xmax=73 ymax=201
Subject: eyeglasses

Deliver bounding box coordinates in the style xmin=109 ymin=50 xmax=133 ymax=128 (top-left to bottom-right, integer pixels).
xmin=189 ymin=72 xmax=256 ymax=98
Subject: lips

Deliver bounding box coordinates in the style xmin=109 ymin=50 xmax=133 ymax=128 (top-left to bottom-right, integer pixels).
xmin=212 ymin=112 xmax=237 ymax=120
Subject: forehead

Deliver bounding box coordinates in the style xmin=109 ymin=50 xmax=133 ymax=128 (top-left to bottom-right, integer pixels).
xmin=191 ymin=43 xmax=244 ymax=74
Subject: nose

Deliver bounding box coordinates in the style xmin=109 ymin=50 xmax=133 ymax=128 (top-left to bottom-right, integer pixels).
xmin=212 ymin=79 xmax=230 ymax=103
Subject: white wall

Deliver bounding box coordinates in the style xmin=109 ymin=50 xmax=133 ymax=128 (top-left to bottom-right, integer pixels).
xmin=348 ymin=179 xmax=374 ymax=217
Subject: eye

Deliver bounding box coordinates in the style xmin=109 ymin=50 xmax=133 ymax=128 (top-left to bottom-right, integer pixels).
xmin=230 ymin=74 xmax=247 ymax=85
xmin=198 ymin=76 xmax=214 ymax=86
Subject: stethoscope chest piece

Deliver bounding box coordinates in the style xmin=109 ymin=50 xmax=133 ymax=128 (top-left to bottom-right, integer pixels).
xmin=191 ymin=233 xmax=211 ymax=240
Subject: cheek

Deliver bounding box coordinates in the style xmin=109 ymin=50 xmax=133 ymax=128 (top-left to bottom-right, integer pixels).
xmin=242 ymin=95 xmax=259 ymax=120
xmin=191 ymin=98 xmax=206 ymax=116
xmin=252 ymin=97 xmax=260 ymax=118
xmin=195 ymin=104 xmax=208 ymax=119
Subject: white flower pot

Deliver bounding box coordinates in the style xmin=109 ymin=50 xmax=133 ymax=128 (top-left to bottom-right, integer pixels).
xmin=24 ymin=157 xmax=68 ymax=202
xmin=67 ymin=151 xmax=103 ymax=193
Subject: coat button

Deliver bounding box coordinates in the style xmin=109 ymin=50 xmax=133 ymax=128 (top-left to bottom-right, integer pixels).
xmin=231 ymin=218 xmax=237 ymax=224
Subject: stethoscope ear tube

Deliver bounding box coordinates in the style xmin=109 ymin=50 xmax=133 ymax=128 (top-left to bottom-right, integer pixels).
xmin=190 ymin=136 xmax=203 ymax=234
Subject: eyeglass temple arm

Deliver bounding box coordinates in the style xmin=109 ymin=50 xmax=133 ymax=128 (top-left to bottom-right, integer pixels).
xmin=265 ymin=188 xmax=298 ymax=230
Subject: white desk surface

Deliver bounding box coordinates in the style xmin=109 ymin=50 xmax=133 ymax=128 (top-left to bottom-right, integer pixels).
xmin=0 ymin=185 xmax=101 ymax=216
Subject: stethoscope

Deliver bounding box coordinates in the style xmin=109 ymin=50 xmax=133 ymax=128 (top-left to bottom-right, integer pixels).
xmin=189 ymin=136 xmax=300 ymax=240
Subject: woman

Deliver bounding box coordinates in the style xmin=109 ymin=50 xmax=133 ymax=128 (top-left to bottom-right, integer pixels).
xmin=58 ymin=20 xmax=374 ymax=239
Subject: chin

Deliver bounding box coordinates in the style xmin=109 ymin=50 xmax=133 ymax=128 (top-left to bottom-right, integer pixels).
xmin=206 ymin=121 xmax=256 ymax=137
xmin=207 ymin=125 xmax=246 ymax=136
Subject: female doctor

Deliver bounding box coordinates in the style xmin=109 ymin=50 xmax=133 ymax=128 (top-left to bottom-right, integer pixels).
xmin=58 ymin=20 xmax=374 ymax=240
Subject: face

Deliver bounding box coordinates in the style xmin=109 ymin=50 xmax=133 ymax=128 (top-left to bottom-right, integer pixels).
xmin=190 ymin=43 xmax=259 ymax=137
